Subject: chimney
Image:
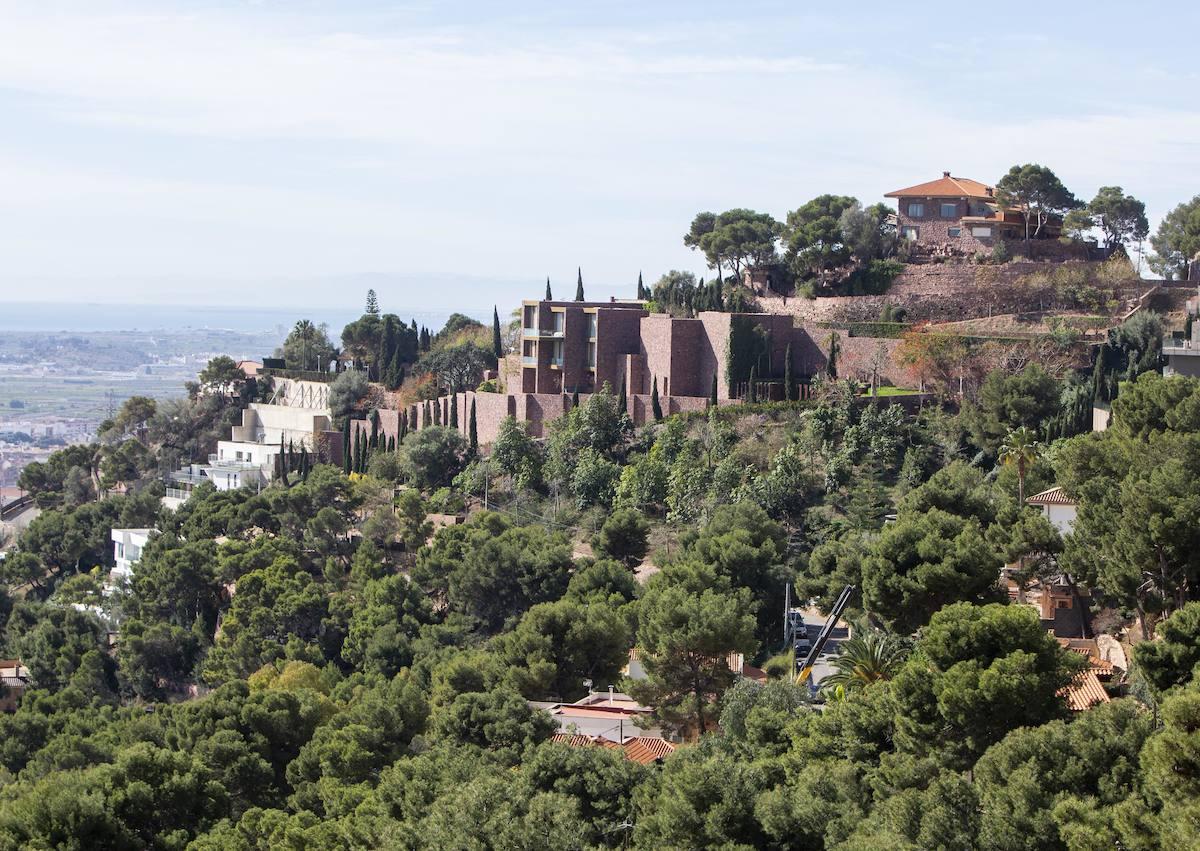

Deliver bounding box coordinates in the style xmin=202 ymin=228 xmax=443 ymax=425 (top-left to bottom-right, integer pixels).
xmin=943 ymin=171 xmax=951 ymax=178
xmin=608 ymin=685 xmax=615 ymax=705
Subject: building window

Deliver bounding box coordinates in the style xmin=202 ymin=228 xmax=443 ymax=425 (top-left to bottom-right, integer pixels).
xmin=948 ymin=227 xmax=961 ymax=237
xmin=552 ymin=312 xmax=564 ymax=334
xmin=907 ymin=202 xmax=924 ymax=217
xmin=902 ymin=226 xmax=919 ymax=241
xmin=940 ymin=203 xmax=957 ymax=217
xmin=971 ymin=226 xmax=993 ymax=237
xmin=550 ymin=340 xmax=564 ymax=366
xmin=587 ymin=341 xmax=596 ymax=368
xmin=585 ymin=314 xmax=597 ymax=339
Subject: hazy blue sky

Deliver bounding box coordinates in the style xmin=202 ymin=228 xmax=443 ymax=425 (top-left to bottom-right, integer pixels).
xmin=2 ymin=1 xmax=1198 ymax=313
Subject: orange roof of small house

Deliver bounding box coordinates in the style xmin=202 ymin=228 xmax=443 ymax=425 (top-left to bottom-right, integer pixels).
xmin=1060 ymin=669 xmax=1110 ymax=712
xmin=1027 ymin=486 xmax=1076 ymax=507
xmin=885 ymin=173 xmax=995 ymax=200
xmin=550 ymin=733 xmax=677 ymax=764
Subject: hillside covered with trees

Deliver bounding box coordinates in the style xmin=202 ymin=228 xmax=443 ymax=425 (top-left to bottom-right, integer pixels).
xmin=2 ymin=300 xmax=1200 ymax=848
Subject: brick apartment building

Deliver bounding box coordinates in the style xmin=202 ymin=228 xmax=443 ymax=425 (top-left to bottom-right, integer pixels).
xmin=886 ymin=172 xmax=1061 ymax=255
xmin=395 ymin=298 xmax=834 ymax=444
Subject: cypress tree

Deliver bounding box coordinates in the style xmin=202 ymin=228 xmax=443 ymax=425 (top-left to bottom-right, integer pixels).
xmin=575 ymin=267 xmax=585 ymax=301
xmin=433 ymin=398 xmax=442 ymax=426
xmin=468 ymin=399 xmax=478 ymax=455
xmin=545 ymin=277 xmax=553 ymax=301
xmin=400 ymin=410 xmax=408 ymax=442
xmin=651 ymin=376 xmax=663 ymax=421
xmin=617 ymin=380 xmax=627 ymax=414
xmin=571 ymin=387 xmax=580 ymax=409
xmin=342 ymin=418 xmax=351 ymax=474
xmin=370 ymin=410 xmax=380 ymax=448
xmin=424 ymin=400 xmax=431 ymax=426
xmin=637 ymin=271 xmax=645 ymax=300
xmin=300 ymin=445 xmax=310 ymax=480
xmin=387 ymin=435 xmax=395 ymax=452
xmin=748 ymin=366 xmax=758 ymax=403
xmin=826 ymin=332 xmax=840 ymax=380
xmin=784 ymin=342 xmax=794 ymax=401
xmin=492 ymin=306 xmax=503 ymax=360
xmin=449 ymin=392 xmax=459 ymax=429
xmin=709 ymin=374 xmax=718 ymax=408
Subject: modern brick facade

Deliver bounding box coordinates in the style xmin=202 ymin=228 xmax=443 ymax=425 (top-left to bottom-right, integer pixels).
xmin=396 ymin=299 xmax=832 ymax=445
xmin=886 ymin=172 xmax=1057 ymax=256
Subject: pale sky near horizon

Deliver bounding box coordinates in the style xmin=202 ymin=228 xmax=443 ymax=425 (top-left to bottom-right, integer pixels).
xmin=1 ymin=0 xmax=1199 ymax=313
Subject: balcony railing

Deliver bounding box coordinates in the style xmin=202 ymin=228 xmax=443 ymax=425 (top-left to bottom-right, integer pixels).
xmin=521 ymin=355 xmax=537 ymax=366
xmin=164 ymin=487 xmax=192 ymax=501
xmin=523 ymin=327 xmax=564 ymax=338
xmin=1163 ymin=336 xmax=1200 ymax=357
xmin=549 ymin=357 xmax=564 ymax=368
xmin=208 ymin=454 xmax=265 ymax=469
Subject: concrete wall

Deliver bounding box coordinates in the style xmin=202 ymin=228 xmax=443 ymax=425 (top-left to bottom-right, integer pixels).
xmin=231 ymin=403 xmax=330 ymax=447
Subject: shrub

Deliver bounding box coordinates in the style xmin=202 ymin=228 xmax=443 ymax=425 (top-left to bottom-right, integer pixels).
xmin=990 ymin=239 xmax=1011 ymax=264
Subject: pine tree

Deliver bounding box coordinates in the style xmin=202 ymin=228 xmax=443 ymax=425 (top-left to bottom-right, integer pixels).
xmin=545 ymin=277 xmax=553 ymax=301
xmin=571 ymin=387 xmax=580 ymax=408
xmin=748 ymin=366 xmax=758 ymax=403
xmin=449 ymin=392 xmax=459 ymax=429
xmin=365 ymin=288 xmax=380 ymax=316
xmin=342 ymin=418 xmax=351 ymax=474
xmin=709 ymin=374 xmax=718 ymax=408
xmin=575 ymin=267 xmax=585 ymax=301
xmin=784 ymin=342 xmax=795 ymax=402
xmin=617 ymin=380 xmax=627 ymax=414
xmin=492 ymin=306 xmax=503 ymax=360
xmin=469 ymin=399 xmax=478 ymax=455
xmin=651 ymin=376 xmax=663 ymax=421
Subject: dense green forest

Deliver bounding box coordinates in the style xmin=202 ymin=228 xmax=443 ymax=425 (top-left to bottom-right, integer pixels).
xmin=2 ymin=302 xmax=1200 ymax=849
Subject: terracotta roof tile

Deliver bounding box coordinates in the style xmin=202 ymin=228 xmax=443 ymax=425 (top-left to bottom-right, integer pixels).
xmin=1027 ymin=486 xmax=1076 ymax=507
xmin=885 ymin=174 xmax=995 ymax=200
xmin=1060 ymin=669 xmax=1110 ymax=712
xmin=550 ymin=732 xmax=677 ymax=764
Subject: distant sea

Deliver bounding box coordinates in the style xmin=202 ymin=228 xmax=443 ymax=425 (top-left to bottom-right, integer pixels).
xmin=0 ymin=302 xmax=488 ymax=334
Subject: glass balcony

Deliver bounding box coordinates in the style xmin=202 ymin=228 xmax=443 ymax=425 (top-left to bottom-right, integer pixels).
xmin=521 ymin=355 xmax=537 ymax=366
xmin=524 ymin=327 xmax=564 ymax=338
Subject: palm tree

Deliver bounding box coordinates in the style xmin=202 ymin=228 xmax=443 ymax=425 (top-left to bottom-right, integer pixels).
xmin=999 ymin=426 xmax=1041 ymax=504
xmin=819 ymin=629 xmax=908 ymax=696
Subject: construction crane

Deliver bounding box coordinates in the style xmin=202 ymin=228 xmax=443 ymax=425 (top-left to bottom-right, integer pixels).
xmin=792 ymin=584 xmax=855 ymax=687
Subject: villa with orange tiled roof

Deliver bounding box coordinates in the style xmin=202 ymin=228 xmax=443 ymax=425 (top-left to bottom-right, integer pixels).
xmin=886 ymin=171 xmax=1062 ymax=256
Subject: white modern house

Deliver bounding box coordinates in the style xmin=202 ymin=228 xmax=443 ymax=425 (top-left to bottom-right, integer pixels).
xmin=111 ymin=528 xmax=153 ymax=586
xmin=1026 ymin=486 xmax=1078 ymax=535
xmin=164 ymin=384 xmax=334 ymax=503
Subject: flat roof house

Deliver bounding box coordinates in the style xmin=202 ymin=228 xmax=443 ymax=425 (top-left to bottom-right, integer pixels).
xmin=886 ymin=171 xmax=1059 ymax=257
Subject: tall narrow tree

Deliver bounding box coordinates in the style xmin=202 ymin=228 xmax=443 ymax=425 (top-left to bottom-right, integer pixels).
xmin=651 ymin=376 xmax=663 ymax=421
xmin=617 ymin=379 xmax=627 ymax=415
xmin=492 ymin=306 xmax=503 ymax=360
xmin=575 ymin=267 xmax=585 ymax=301
xmin=433 ymin=398 xmax=442 ymax=426
xmin=449 ymin=392 xmax=459 ymax=429
xmin=468 ymin=398 xmax=478 ymax=455
xmin=999 ymin=426 xmax=1041 ymax=504
xmin=365 ymin=288 xmax=380 ymax=316
xmin=571 ymin=387 xmax=580 ymax=409
xmin=826 ymin=332 xmax=840 ymax=380
xmin=748 ymin=366 xmax=758 ymax=403
xmin=342 ymin=418 xmax=351 ymax=474
xmin=637 ymin=271 xmax=645 ymax=300
xmin=709 ymin=374 xmax=718 ymax=408
xmin=545 ymin=277 xmax=553 ymax=301
xmin=784 ymin=342 xmax=795 ymax=401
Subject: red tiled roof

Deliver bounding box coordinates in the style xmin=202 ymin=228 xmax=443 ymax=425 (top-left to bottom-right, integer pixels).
xmin=1056 ymin=639 xmax=1114 ymax=677
xmin=623 ymin=737 xmax=677 ymax=764
xmin=1027 ymin=486 xmax=1076 ymax=507
xmin=550 ymin=733 xmax=677 ymax=764
xmin=885 ymin=174 xmax=995 ymax=200
xmin=1060 ymin=669 xmax=1110 ymax=712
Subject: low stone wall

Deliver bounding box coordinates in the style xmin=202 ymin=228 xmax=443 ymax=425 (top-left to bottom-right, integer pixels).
xmin=762 ymin=261 xmax=1151 ymax=324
